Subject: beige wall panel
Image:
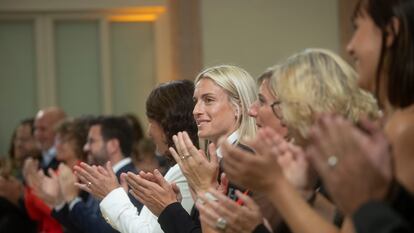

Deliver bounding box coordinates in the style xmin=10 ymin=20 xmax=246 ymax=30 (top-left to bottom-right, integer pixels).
xmin=201 ymin=0 xmax=339 ymax=78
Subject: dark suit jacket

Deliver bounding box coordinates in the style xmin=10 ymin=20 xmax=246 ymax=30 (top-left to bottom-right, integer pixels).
xmin=40 ymin=149 xmax=60 ymax=175
xmin=52 ymin=160 xmax=142 ymax=233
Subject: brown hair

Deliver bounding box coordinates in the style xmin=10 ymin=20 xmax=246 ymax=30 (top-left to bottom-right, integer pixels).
xmin=353 ymin=0 xmax=414 ymax=108
xmin=146 ymin=80 xmax=199 ymax=151
xmin=55 ymin=117 xmax=90 ymax=162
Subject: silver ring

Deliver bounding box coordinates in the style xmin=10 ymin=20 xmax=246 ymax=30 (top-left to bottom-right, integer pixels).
xmin=205 ymin=192 xmax=218 ymax=202
xmin=327 ymin=155 xmax=338 ymax=168
xmin=215 ymin=217 xmax=227 ymax=231
xmin=87 ymin=182 xmax=92 ymax=188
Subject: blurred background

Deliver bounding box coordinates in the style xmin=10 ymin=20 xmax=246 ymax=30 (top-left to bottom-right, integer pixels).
xmin=0 ymin=0 xmax=356 ymax=156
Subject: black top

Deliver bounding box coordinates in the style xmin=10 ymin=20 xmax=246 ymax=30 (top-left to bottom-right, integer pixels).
xmin=158 ymin=202 xmax=201 ymax=233
xmin=353 ymin=182 xmax=414 ymax=233
xmin=157 ymin=143 xmax=253 ymax=233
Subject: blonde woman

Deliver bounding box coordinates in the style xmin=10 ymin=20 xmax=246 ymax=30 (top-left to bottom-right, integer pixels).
xmin=269 ymin=49 xmax=378 ymax=146
xmin=217 ymin=49 xmax=379 ymax=233
xmin=170 ymin=65 xmax=257 ymax=197
xmin=125 ymin=65 xmax=258 ymax=233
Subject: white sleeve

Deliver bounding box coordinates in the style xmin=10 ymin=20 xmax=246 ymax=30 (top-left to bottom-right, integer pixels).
xmin=99 ymin=187 xmax=163 ymax=233
xmin=99 ymin=165 xmax=194 ymax=233
xmin=164 ymin=165 xmax=194 ymax=213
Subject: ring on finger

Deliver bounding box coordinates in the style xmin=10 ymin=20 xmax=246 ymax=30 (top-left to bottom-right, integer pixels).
xmin=181 ymin=154 xmax=192 ymax=160
xmin=215 ymin=217 xmax=227 ymax=231
xmin=87 ymin=181 xmax=92 ymax=188
xmin=327 ymin=155 xmax=338 ymax=168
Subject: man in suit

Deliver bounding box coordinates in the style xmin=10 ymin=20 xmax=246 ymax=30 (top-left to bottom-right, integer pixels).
xmin=21 ymin=107 xmax=66 ymax=233
xmin=52 ymin=116 xmax=142 ymax=233
xmin=34 ymin=107 xmax=66 ymax=171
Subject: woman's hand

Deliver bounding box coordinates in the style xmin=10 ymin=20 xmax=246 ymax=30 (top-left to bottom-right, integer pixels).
xmin=33 ymin=168 xmax=64 ymax=207
xmin=58 ymin=163 xmax=79 ymax=202
xmin=222 ymin=127 xmax=286 ymax=194
xmin=197 ymin=188 xmax=263 ymax=233
xmin=277 ymin=143 xmax=317 ymax=198
xmin=307 ymin=114 xmax=392 ymax=214
xmin=126 ymin=169 xmax=179 ymax=216
xmin=169 ymin=131 xmax=219 ymax=195
xmin=22 ymin=158 xmax=39 ymax=188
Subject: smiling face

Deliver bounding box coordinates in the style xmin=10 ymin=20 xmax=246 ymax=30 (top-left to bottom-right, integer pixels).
xmin=83 ymin=125 xmax=108 ymax=165
xmin=193 ymin=78 xmax=239 ymax=144
xmin=248 ymin=79 xmax=288 ymax=137
xmin=347 ymin=11 xmax=383 ymax=92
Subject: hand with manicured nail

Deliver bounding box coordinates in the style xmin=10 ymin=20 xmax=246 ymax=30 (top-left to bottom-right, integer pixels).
xmin=197 ymin=188 xmax=264 ymax=233
xmin=169 ymin=131 xmax=220 ymax=195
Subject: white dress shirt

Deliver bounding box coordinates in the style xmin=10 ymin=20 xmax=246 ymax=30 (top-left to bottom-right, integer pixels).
xmin=99 ymin=164 xmax=193 ymax=233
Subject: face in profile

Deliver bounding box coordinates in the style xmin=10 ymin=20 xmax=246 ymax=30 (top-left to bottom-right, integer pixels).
xmin=147 ymin=119 xmax=168 ymax=155
xmin=83 ymin=125 xmax=108 ymax=166
xmin=55 ymin=133 xmax=77 ymax=163
xmin=248 ymin=79 xmax=288 ymax=137
xmin=347 ymin=11 xmax=383 ymax=92
xmin=13 ymin=124 xmax=38 ymax=160
xmin=193 ymin=78 xmax=239 ymax=143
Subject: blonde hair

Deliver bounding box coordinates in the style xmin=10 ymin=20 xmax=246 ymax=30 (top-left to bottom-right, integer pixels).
xmin=270 ymin=48 xmax=379 ymax=143
xmin=195 ymin=65 xmax=257 ymax=143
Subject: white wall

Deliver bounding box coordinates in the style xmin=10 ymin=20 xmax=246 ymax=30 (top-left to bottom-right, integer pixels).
xmin=201 ymin=0 xmax=339 ymax=78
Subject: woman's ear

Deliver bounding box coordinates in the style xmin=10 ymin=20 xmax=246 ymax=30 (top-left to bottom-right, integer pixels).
xmin=386 ymin=17 xmax=400 ymax=47
xmin=234 ymin=105 xmax=241 ymax=119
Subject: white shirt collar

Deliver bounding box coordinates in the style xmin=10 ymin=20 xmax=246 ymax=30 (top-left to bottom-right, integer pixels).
xmin=42 ymin=146 xmax=56 ymax=167
xmin=112 ymin=157 xmax=132 ymax=173
xmin=216 ymin=131 xmax=239 ymax=158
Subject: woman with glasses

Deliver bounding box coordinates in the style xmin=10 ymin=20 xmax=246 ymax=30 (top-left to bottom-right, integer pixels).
xmin=248 ymin=68 xmax=288 ymax=136
xmin=199 ymin=48 xmax=379 ymax=233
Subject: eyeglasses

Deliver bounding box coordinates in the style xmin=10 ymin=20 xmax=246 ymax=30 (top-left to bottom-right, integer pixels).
xmin=270 ymin=101 xmax=283 ymax=119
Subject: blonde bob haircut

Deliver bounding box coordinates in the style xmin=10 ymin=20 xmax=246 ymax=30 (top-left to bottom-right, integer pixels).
xmin=195 ymin=65 xmax=257 ymax=143
xmin=270 ymin=48 xmax=379 ymax=144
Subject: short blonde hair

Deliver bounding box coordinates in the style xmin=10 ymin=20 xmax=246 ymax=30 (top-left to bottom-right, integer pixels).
xmin=270 ymin=49 xmax=379 ymax=143
xmin=195 ymin=65 xmax=257 ymax=142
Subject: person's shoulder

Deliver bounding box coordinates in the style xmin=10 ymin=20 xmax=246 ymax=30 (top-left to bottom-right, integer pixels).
xmin=117 ymin=161 xmax=136 ymax=177
xmin=386 ymin=105 xmax=414 ymax=143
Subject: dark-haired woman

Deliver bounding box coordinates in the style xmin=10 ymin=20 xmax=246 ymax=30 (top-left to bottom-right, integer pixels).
xmin=310 ymin=0 xmax=414 ymax=232
xmin=238 ymin=1 xmax=414 ymax=233
xmin=75 ymin=80 xmax=198 ymax=233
